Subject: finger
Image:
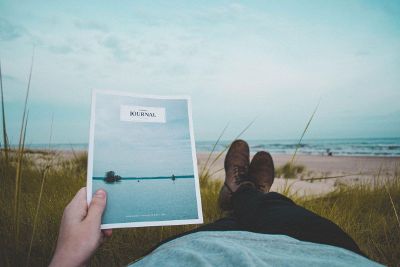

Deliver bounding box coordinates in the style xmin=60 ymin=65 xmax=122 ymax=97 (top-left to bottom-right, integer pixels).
xmin=86 ymin=189 xmax=107 ymax=225
xmin=101 ymin=229 xmax=112 ymax=244
xmin=69 ymin=187 xmax=87 ymax=206
xmin=102 ymin=229 xmax=112 ymax=238
xmin=64 ymin=187 xmax=88 ymax=222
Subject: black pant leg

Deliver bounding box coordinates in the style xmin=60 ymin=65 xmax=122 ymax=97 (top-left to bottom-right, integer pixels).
xmin=232 ymin=186 xmax=365 ymax=256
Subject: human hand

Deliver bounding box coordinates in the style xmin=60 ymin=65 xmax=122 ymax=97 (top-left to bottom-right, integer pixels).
xmin=49 ymin=187 xmax=112 ymax=267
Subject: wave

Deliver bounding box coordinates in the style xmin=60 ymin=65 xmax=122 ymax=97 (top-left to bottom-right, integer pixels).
xmin=196 ymin=138 xmax=400 ymax=156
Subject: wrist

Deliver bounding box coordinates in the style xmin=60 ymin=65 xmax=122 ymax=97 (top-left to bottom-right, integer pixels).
xmin=49 ymin=247 xmax=87 ymax=267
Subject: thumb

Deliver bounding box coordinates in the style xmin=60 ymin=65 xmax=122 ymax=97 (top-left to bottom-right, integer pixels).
xmin=86 ymin=189 xmax=107 ymax=225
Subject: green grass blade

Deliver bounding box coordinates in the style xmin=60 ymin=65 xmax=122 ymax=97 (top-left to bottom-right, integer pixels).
xmin=290 ymin=100 xmax=320 ymax=165
xmin=15 ymin=111 xmax=28 ymax=244
xmin=13 ymin=116 xmax=25 ymax=240
xmin=26 ymin=114 xmax=53 ymax=267
xmin=233 ymin=116 xmax=258 ymax=141
xmin=282 ymin=100 xmax=320 ymax=194
xmin=208 ymin=167 xmax=224 ymax=178
xmin=302 ymin=172 xmax=363 ymax=181
xmin=0 ymin=60 xmax=9 ymax=162
xmin=14 ymin=50 xmax=34 ymax=247
xmin=200 ymin=123 xmax=229 ymax=177
xmin=384 ymin=182 xmax=400 ymax=231
xmin=17 ymin=50 xmax=34 ymax=151
xmin=26 ymin=168 xmax=47 ymax=266
xmin=208 ymin=117 xmax=257 ymax=170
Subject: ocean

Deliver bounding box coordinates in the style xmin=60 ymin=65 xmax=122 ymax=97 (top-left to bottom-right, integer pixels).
xmin=92 ymin=177 xmax=199 ymax=224
xmin=22 ymin=137 xmax=400 ymax=156
xmin=196 ymin=138 xmax=400 ymax=156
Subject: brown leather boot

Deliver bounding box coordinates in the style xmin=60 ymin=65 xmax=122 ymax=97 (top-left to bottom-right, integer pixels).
xmin=218 ymin=139 xmax=253 ymax=211
xmin=248 ymin=151 xmax=275 ymax=193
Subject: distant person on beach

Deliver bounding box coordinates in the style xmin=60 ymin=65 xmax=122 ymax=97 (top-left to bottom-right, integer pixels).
xmin=49 ymin=140 xmax=381 ymax=267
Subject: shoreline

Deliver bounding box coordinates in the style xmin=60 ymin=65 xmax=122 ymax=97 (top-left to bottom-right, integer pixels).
xmin=15 ymin=149 xmax=400 ymax=197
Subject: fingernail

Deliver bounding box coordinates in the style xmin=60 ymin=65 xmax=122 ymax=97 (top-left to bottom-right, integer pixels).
xmin=95 ymin=189 xmax=106 ymax=199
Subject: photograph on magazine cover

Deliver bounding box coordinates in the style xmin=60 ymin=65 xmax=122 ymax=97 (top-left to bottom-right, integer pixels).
xmin=87 ymin=90 xmax=203 ymax=229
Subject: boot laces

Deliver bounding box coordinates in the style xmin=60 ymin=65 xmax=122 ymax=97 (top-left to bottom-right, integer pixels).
xmin=256 ymin=183 xmax=266 ymax=190
xmin=233 ymin=165 xmax=248 ymax=185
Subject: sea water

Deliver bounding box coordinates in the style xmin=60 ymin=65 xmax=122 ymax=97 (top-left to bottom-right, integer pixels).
xmin=92 ymin=178 xmax=198 ymax=224
xmin=197 ymin=138 xmax=400 ymax=156
xmin=24 ymin=137 xmax=400 ymax=156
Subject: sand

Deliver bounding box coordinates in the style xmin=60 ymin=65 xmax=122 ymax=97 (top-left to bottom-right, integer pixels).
xmin=197 ymin=152 xmax=399 ymax=197
xmin=23 ymin=149 xmax=399 ymax=197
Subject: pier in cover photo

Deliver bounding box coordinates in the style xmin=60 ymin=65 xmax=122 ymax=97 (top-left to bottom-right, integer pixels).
xmin=87 ymin=90 xmax=203 ymax=229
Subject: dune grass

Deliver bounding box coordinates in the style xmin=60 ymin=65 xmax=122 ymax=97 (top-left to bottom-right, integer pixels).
xmin=0 ymin=151 xmax=399 ymax=266
xmin=275 ymin=162 xmax=306 ymax=179
xmin=299 ymin=170 xmax=400 ymax=266
xmin=0 ymin=151 xmax=223 ymax=266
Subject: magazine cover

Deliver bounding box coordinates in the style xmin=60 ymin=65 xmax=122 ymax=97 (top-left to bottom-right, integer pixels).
xmin=87 ymin=90 xmax=203 ymax=229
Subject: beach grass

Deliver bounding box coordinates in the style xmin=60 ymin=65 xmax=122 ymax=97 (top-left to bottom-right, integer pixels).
xmin=299 ymin=169 xmax=400 ymax=266
xmin=275 ymin=162 xmax=306 ymax=179
xmin=0 ymin=151 xmax=399 ymax=266
xmin=0 ymin=151 xmax=223 ymax=266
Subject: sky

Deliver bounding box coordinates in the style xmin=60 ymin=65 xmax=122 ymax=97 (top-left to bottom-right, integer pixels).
xmin=0 ymin=0 xmax=399 ymax=144
xmin=92 ymin=93 xmax=194 ymax=177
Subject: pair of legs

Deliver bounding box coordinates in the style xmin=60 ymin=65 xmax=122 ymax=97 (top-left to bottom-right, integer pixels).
xmin=153 ymin=140 xmax=364 ymax=257
xmin=157 ymin=186 xmax=364 ymax=256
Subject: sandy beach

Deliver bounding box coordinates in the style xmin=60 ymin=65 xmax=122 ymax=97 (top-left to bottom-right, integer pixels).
xmin=197 ymin=152 xmax=400 ymax=196
xmin=24 ymin=149 xmax=399 ymax=197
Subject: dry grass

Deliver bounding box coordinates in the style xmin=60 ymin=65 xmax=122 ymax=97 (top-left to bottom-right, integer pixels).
xmin=298 ymin=170 xmax=400 ymax=266
xmin=1 ymin=152 xmax=399 ymax=266
xmin=0 ymin=152 xmax=224 ymax=266
xmin=276 ymin=162 xmax=306 ymax=179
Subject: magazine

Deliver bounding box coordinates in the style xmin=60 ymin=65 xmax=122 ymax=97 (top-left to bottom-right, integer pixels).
xmin=86 ymin=90 xmax=203 ymax=229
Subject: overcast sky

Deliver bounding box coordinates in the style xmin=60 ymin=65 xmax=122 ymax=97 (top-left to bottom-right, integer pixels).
xmin=1 ymin=0 xmax=399 ymax=144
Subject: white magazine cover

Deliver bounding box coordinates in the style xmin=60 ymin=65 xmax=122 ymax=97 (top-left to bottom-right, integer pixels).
xmin=86 ymin=90 xmax=203 ymax=229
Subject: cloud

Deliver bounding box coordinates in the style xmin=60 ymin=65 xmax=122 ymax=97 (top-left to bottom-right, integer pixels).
xmin=2 ymin=1 xmax=399 ymax=142
xmin=0 ymin=18 xmax=25 ymax=41
xmin=47 ymin=44 xmax=73 ymax=54
xmin=74 ymin=20 xmax=108 ymax=32
xmin=99 ymin=35 xmax=132 ymax=62
xmin=355 ymin=50 xmax=371 ymax=57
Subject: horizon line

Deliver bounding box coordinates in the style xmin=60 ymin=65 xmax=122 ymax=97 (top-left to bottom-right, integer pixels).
xmin=14 ymin=136 xmax=400 ymax=146
xmin=93 ymin=174 xmax=195 ymax=180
